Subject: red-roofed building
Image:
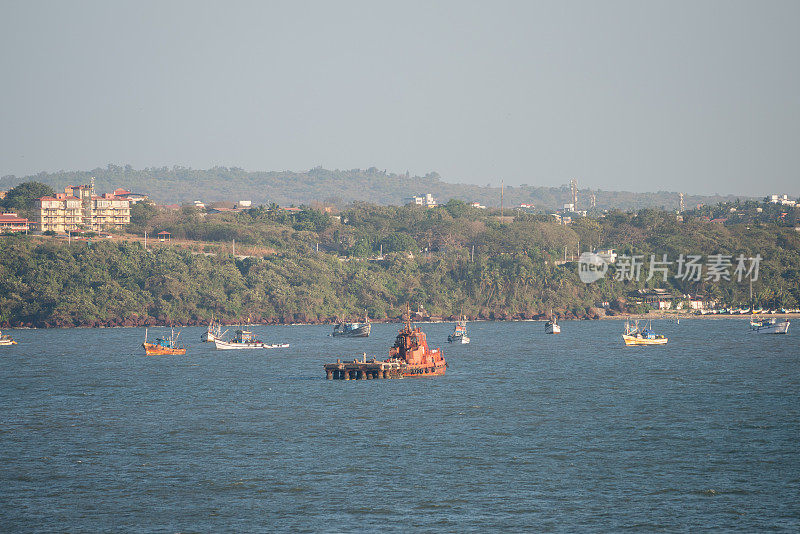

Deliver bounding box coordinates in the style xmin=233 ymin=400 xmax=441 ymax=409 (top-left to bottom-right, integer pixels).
xmin=113 ymin=188 xmax=148 ymax=204
xmin=0 ymin=213 xmax=29 ymax=233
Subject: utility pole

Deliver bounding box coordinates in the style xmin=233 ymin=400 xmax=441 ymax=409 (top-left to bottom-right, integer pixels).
xmin=232 ymin=239 xmax=235 ymax=256
xmin=679 ymin=192 xmax=685 ymax=213
xmin=144 ymin=231 xmax=147 ymax=250
xmin=471 ymin=244 xmax=475 ymax=262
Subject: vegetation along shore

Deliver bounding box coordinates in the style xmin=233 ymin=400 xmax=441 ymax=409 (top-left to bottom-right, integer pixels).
xmin=1 ymin=181 xmax=798 ymax=329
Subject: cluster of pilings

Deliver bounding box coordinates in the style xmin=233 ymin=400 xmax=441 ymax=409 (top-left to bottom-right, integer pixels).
xmin=324 ymin=359 xmax=404 ymax=380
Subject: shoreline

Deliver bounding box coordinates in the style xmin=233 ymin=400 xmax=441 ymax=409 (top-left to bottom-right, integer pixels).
xmin=3 ymin=313 xmax=797 ymax=330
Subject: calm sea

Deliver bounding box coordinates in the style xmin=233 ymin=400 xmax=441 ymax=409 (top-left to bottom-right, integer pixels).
xmin=1 ymin=320 xmax=798 ymax=532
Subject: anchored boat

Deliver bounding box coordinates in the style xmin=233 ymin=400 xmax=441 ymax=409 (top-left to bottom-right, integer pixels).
xmin=332 ymin=310 xmax=371 ymax=338
xmin=390 ymin=307 xmax=447 ymax=377
xmin=201 ymin=316 xmax=223 ymax=342
xmin=324 ymin=304 xmax=446 ymax=379
xmin=448 ymin=315 xmax=470 ymax=344
xmin=214 ymin=329 xmax=289 ymax=350
xmin=747 ymin=277 xmax=789 ymax=334
xmin=0 ymin=329 xmax=17 ymax=346
xmin=749 ymin=316 xmax=790 ymax=334
xmin=622 ymin=319 xmax=667 ymax=346
xmin=544 ymin=313 xmax=561 ymax=334
xmin=142 ymin=328 xmax=186 ymax=355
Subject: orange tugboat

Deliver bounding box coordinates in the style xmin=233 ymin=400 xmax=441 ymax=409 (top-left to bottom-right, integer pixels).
xmin=324 ymin=304 xmax=446 ymax=379
xmin=389 ymin=307 xmax=446 ymax=377
xmin=142 ymin=328 xmax=187 ymax=355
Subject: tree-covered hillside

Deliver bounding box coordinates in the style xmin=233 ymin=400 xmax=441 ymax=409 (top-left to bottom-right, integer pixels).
xmin=1 ymin=200 xmax=798 ymax=328
xmin=0 ymin=165 xmax=748 ymax=211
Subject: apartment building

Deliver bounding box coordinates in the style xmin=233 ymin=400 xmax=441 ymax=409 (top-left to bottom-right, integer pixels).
xmin=37 ymin=183 xmax=131 ymax=232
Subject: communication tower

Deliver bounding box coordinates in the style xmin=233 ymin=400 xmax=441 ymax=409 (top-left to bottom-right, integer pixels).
xmin=570 ymin=178 xmax=578 ymax=210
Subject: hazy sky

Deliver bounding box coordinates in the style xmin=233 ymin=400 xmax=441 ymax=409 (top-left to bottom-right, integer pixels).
xmin=1 ymin=0 xmax=798 ymax=196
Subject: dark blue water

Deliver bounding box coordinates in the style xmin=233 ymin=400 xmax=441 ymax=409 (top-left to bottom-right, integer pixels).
xmin=1 ymin=320 xmax=798 ymax=532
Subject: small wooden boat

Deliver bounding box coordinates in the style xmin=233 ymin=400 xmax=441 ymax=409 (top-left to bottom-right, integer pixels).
xmin=201 ymin=315 xmax=223 ymax=342
xmin=749 ymin=316 xmax=790 ymax=334
xmin=622 ymin=319 xmax=667 ymax=346
xmin=0 ymin=329 xmax=17 ymax=346
xmin=332 ymin=310 xmax=371 ymax=337
xmin=448 ymin=315 xmax=470 ymax=344
xmin=142 ymin=328 xmax=186 ymax=355
xmin=214 ymin=329 xmax=289 ymax=350
xmin=544 ymin=314 xmax=561 ymax=334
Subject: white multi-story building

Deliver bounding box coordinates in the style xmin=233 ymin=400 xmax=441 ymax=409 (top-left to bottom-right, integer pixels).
xmin=405 ymin=193 xmax=437 ymax=207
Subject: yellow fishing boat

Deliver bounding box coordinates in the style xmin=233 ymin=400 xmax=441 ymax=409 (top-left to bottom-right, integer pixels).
xmin=622 ymin=319 xmax=667 ymax=346
xmin=0 ymin=329 xmax=17 ymax=346
xmin=142 ymin=328 xmax=186 ymax=355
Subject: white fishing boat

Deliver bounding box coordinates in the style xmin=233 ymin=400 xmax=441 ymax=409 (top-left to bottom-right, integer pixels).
xmin=749 ymin=316 xmax=790 ymax=334
xmin=447 ymin=315 xmax=470 ymax=344
xmin=746 ymin=279 xmax=789 ymax=334
xmin=331 ymin=310 xmax=371 ymax=338
xmin=201 ymin=315 xmax=223 ymax=342
xmin=544 ymin=313 xmax=561 ymax=334
xmin=214 ymin=329 xmax=289 ymax=350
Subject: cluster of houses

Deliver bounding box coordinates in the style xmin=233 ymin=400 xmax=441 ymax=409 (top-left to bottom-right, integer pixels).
xmin=630 ymin=288 xmax=717 ymax=311
xmin=768 ymin=194 xmax=798 ymax=207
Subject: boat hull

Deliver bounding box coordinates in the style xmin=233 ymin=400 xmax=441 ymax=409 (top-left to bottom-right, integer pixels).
xmin=142 ymin=342 xmax=186 ymax=355
xmin=447 ymin=334 xmax=470 ymax=344
xmin=545 ymin=323 xmax=561 ymax=334
xmin=332 ymin=323 xmax=371 ymax=337
xmin=0 ymin=339 xmax=17 ymax=346
xmin=402 ymin=362 xmax=447 ymax=377
xmin=214 ymin=339 xmax=289 ymax=350
xmin=622 ymin=335 xmax=668 ymax=346
xmin=749 ymin=319 xmax=790 ymax=334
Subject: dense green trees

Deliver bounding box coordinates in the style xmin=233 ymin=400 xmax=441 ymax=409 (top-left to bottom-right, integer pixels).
xmin=0 ymin=165 xmax=748 ymax=210
xmin=0 ymin=181 xmax=55 ymax=219
xmin=1 ymin=199 xmax=798 ymax=328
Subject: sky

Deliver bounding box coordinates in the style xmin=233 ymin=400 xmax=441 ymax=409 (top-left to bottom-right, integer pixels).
xmin=1 ymin=0 xmax=798 ymax=196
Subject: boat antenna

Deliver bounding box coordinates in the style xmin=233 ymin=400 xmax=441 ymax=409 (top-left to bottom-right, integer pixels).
xmin=406 ymin=302 xmax=412 ymax=331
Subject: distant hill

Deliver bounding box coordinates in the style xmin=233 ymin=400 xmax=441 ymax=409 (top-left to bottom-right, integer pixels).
xmin=0 ymin=165 xmax=748 ymax=211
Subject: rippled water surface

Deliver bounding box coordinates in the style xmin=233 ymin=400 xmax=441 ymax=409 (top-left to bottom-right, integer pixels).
xmin=1 ymin=320 xmax=799 ymax=532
